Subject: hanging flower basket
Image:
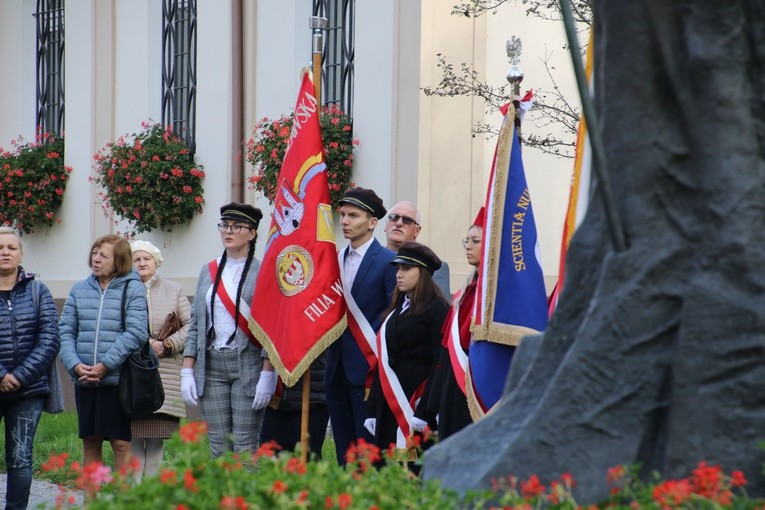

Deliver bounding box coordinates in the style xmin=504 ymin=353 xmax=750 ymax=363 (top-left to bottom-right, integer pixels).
xmin=92 ymin=122 xmax=206 ymax=236
xmin=0 ymin=130 xmax=72 ymax=235
xmin=245 ymin=106 xmax=357 ymax=207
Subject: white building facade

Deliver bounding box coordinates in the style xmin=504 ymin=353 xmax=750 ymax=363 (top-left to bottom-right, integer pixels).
xmin=0 ymin=0 xmax=577 ymax=299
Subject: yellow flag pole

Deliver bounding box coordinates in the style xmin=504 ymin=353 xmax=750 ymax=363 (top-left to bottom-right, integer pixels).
xmin=300 ymin=368 xmax=311 ymax=465
xmin=300 ymin=15 xmax=327 ymax=465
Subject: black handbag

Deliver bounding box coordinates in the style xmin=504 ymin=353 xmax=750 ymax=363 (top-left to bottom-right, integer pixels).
xmin=118 ymin=281 xmax=165 ymax=418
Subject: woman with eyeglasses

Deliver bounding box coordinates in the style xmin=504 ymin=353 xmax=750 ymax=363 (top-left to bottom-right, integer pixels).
xmin=426 ymin=209 xmax=484 ymax=440
xmin=181 ymin=202 xmax=276 ymax=458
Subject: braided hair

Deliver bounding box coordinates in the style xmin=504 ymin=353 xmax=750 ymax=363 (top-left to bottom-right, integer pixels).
xmin=207 ymin=234 xmax=257 ymax=346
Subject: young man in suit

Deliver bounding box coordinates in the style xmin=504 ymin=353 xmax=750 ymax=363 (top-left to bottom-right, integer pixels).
xmin=325 ymin=187 xmax=397 ymax=464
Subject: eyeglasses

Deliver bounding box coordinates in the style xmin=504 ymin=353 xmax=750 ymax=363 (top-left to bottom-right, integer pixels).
xmin=462 ymin=237 xmax=481 ymax=248
xmin=217 ymin=223 xmax=252 ymax=234
xmin=387 ymin=213 xmax=419 ymax=226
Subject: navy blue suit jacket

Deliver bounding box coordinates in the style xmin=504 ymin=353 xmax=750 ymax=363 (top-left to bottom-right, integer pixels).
xmin=325 ymin=238 xmax=397 ymax=387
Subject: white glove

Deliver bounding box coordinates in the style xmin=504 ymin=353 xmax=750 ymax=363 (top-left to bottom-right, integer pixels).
xmin=180 ymin=368 xmax=198 ymax=406
xmin=363 ymin=418 xmax=376 ymax=436
xmin=411 ymin=416 xmax=428 ymax=432
xmin=252 ymin=370 xmax=276 ymax=410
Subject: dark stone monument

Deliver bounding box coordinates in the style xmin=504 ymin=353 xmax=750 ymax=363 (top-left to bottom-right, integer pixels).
xmin=424 ymin=1 xmax=765 ymax=503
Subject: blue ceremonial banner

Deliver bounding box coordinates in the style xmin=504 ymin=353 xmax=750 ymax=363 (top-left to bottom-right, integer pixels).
xmin=467 ymin=102 xmax=548 ymax=419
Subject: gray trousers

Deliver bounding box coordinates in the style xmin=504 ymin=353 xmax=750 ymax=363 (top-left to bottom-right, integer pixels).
xmin=199 ymin=347 xmax=264 ymax=458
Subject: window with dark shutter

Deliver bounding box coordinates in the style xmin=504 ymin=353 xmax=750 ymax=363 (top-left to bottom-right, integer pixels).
xmin=35 ymin=0 xmax=65 ymax=135
xmin=162 ymin=0 xmax=197 ymax=155
xmin=312 ymin=0 xmax=355 ymax=117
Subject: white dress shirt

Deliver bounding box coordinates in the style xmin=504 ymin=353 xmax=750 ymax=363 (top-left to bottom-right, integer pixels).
xmin=401 ymin=294 xmax=411 ymax=313
xmin=207 ymin=257 xmax=246 ymax=350
xmin=344 ymin=237 xmax=374 ymax=289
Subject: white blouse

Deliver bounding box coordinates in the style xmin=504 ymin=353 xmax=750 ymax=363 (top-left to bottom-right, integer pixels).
xmin=206 ymin=256 xmax=247 ymax=350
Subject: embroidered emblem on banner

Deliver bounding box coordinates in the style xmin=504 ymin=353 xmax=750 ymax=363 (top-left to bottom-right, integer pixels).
xmin=274 ymin=187 xmax=305 ymax=236
xmin=276 ymin=245 xmax=314 ymax=296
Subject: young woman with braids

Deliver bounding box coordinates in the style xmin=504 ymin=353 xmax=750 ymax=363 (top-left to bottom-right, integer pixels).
xmin=181 ymin=203 xmax=276 ymax=458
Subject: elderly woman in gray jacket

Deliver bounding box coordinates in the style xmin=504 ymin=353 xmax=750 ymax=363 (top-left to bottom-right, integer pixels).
xmin=59 ymin=235 xmax=147 ymax=471
xmin=181 ymin=202 xmax=276 ymax=458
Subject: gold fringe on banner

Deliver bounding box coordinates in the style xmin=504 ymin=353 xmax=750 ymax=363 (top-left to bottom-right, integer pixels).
xmin=465 ymin=350 xmax=510 ymax=422
xmin=249 ymin=316 xmax=347 ymax=387
xmin=473 ymin=103 xmax=542 ymax=347
xmin=465 ymin=367 xmax=485 ymax=422
xmin=479 ymin=105 xmax=513 ymax=344
xmin=471 ymin=323 xmax=540 ymax=347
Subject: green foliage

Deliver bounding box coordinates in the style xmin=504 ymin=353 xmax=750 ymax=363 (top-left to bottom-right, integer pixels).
xmin=92 ymin=123 xmax=206 ymax=236
xmin=245 ymin=106 xmax=356 ymax=207
xmin=43 ymin=422 xmax=465 ymax=509
xmin=0 ymin=130 xmax=72 ymax=235
xmin=27 ymin=417 xmax=765 ymax=510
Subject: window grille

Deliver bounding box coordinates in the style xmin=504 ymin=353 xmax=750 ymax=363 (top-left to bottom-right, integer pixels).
xmin=162 ymin=0 xmax=197 ymax=153
xmin=312 ymin=0 xmax=355 ymax=117
xmin=35 ymin=0 xmax=65 ymax=135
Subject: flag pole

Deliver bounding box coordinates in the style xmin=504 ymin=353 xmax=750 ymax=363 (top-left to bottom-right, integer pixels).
xmin=506 ymin=37 xmax=524 ymax=137
xmin=300 ymin=14 xmax=327 ymax=465
xmin=559 ymin=0 xmax=626 ymax=252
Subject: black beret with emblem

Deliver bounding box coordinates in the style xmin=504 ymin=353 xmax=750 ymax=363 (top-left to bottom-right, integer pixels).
xmin=338 ymin=187 xmax=387 ymax=220
xmin=220 ymin=202 xmax=263 ymax=228
xmin=390 ymin=241 xmax=442 ymax=275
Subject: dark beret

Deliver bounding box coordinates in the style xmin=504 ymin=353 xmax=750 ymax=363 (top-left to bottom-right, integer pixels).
xmin=390 ymin=241 xmax=442 ymax=275
xmin=338 ymin=187 xmax=387 ymax=220
xmin=219 ymin=202 xmax=263 ymax=227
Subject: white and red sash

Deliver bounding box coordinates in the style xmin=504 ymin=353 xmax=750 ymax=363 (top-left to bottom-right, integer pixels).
xmin=376 ymin=312 xmax=426 ymax=449
xmin=337 ymin=250 xmax=378 ymax=385
xmin=208 ymin=259 xmax=259 ymax=347
xmin=444 ymin=288 xmax=469 ymax=396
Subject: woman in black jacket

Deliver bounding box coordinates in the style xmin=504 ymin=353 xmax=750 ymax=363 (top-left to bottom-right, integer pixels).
xmin=426 ymin=217 xmax=483 ymax=439
xmin=364 ymin=242 xmax=448 ymax=453
xmin=0 ymin=227 xmax=60 ymax=510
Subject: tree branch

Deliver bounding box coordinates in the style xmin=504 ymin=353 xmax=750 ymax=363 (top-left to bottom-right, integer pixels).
xmin=424 ymin=2 xmax=593 ymax=158
xmin=423 ymin=50 xmax=582 ymax=158
xmin=451 ymin=0 xmax=591 ymax=26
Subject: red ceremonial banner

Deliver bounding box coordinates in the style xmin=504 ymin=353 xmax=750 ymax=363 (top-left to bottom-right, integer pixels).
xmin=249 ymin=71 xmax=347 ymax=386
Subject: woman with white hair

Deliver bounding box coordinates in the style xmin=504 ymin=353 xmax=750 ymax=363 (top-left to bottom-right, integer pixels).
xmin=130 ymin=240 xmax=191 ymax=481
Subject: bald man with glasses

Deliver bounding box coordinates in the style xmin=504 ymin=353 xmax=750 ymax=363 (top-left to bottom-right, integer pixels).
xmin=384 ymin=201 xmax=451 ymax=301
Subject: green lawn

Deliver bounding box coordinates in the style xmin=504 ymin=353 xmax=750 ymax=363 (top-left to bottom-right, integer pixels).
xmin=0 ymin=411 xmax=337 ymax=483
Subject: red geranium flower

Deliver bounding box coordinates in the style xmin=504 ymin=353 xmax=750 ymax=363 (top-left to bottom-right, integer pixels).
xmin=179 ymin=421 xmax=208 ymax=444
xmin=520 ymin=474 xmax=545 ymax=498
